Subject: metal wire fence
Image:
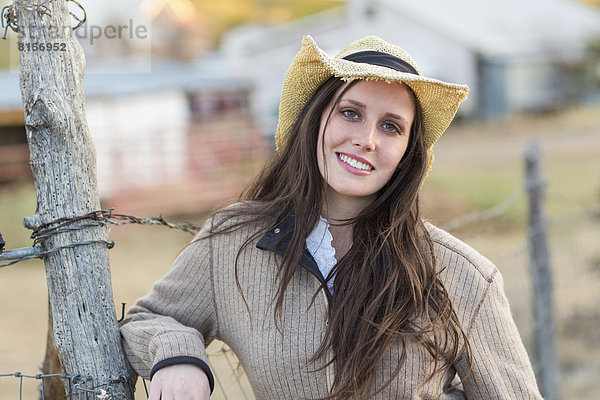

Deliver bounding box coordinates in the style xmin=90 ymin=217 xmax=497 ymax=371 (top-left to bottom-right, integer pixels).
xmin=1 ymin=208 xmax=599 ymax=399
xmin=0 ymin=176 xmax=598 ymax=399
xmin=0 ymin=209 xmax=202 ymax=268
xmin=0 ymin=372 xmax=132 ymax=400
xmin=0 ymin=205 xmax=257 ymax=399
xmin=0 ymin=344 xmax=254 ymax=400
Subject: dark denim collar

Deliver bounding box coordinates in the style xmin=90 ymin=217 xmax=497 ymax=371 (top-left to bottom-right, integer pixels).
xmin=256 ymin=215 xmax=332 ymax=300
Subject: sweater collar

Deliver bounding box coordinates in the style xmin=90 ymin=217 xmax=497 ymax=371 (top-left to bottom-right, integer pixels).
xmin=256 ymin=215 xmax=331 ymax=300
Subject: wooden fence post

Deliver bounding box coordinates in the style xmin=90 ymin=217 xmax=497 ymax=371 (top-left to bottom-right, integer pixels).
xmin=524 ymin=141 xmax=560 ymax=400
xmin=14 ymin=1 xmax=134 ymax=398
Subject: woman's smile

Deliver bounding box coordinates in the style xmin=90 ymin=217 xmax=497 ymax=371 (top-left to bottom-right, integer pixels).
xmin=336 ymin=152 xmax=375 ymax=174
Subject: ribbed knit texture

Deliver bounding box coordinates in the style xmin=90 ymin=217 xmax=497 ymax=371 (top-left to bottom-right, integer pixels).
xmin=120 ymin=212 xmax=542 ymax=399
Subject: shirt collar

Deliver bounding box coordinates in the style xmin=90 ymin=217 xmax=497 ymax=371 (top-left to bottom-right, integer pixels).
xmin=256 ymin=215 xmax=331 ymax=300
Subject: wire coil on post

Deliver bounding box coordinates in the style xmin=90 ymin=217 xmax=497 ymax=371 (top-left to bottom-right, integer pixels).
xmin=1 ymin=0 xmax=87 ymax=40
xmin=0 ymin=209 xmax=202 ymax=268
xmin=1 ymin=4 xmax=17 ymax=39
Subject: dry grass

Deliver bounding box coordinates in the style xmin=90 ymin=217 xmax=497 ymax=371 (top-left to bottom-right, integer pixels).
xmin=0 ymin=105 xmax=599 ymax=399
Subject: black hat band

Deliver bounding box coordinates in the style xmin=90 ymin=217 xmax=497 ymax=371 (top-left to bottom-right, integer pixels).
xmin=342 ymin=50 xmax=419 ymax=75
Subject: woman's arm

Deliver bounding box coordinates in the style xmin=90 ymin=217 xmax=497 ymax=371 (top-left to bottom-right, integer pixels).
xmin=455 ymin=270 xmax=543 ymax=399
xmin=119 ymin=220 xmax=218 ymax=395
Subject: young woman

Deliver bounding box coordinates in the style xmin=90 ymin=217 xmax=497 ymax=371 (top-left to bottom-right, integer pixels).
xmin=120 ymin=36 xmax=543 ymax=399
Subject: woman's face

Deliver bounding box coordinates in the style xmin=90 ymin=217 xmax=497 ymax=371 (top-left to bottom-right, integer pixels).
xmin=317 ymin=79 xmax=415 ymax=208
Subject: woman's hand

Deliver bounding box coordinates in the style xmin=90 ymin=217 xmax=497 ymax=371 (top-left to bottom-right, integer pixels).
xmin=149 ymin=363 xmax=211 ymax=400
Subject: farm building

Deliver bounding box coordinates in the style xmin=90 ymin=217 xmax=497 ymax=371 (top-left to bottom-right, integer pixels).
xmin=3 ymin=0 xmax=600 ymax=214
xmin=0 ymin=62 xmax=268 ymax=216
xmin=218 ymin=0 xmax=600 ymax=128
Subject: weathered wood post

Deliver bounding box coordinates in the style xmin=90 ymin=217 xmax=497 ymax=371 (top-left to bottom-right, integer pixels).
xmin=524 ymin=141 xmax=560 ymax=400
xmin=13 ymin=0 xmax=134 ymax=398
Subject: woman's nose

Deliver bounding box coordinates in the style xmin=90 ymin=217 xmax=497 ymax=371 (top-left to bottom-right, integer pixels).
xmin=352 ymin=122 xmax=377 ymax=151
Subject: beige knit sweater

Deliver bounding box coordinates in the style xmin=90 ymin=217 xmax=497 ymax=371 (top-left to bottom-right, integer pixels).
xmin=120 ymin=211 xmax=543 ymax=399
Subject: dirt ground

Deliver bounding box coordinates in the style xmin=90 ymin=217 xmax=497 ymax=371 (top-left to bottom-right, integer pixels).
xmin=0 ymin=105 xmax=599 ymax=399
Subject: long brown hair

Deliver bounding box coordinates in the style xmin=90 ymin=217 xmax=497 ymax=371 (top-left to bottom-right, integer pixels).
xmin=209 ymin=76 xmax=472 ymax=399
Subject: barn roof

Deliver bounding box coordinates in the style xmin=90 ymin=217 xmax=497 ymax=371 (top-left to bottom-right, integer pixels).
xmin=378 ymin=0 xmax=600 ymax=56
xmin=0 ymin=58 xmax=251 ymax=110
xmin=221 ymin=0 xmax=600 ymax=59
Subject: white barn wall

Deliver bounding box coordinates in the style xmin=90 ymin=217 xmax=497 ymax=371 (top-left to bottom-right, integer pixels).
xmin=507 ymin=61 xmax=561 ymax=111
xmin=86 ymin=91 xmax=189 ymax=198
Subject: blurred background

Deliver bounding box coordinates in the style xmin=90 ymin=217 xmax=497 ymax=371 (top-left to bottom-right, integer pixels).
xmin=1 ymin=0 xmax=599 ymax=398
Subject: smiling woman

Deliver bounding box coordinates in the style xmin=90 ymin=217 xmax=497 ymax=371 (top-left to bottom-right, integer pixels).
xmin=119 ymin=35 xmax=543 ymax=399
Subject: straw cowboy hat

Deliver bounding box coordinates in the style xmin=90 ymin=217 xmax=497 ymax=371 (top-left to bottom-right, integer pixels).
xmin=275 ymin=35 xmax=470 ymax=173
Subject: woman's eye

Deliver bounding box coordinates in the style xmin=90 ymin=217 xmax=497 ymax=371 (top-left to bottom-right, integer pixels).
xmin=341 ymin=109 xmax=359 ymax=119
xmin=382 ymin=122 xmax=401 ymax=134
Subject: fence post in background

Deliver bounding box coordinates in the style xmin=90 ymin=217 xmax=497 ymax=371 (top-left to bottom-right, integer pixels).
xmin=14 ymin=0 xmax=134 ymax=398
xmin=524 ymin=141 xmax=560 ymax=400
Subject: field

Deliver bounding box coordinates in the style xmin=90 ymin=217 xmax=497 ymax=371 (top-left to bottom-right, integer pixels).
xmin=0 ymin=105 xmax=599 ymax=399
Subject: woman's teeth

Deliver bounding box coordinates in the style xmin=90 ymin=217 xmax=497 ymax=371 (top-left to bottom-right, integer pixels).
xmin=338 ymin=154 xmax=373 ymax=171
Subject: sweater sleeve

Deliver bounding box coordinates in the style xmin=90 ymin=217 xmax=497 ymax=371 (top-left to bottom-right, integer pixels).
xmin=455 ymin=270 xmax=543 ymax=399
xmin=119 ymin=219 xmax=218 ymax=391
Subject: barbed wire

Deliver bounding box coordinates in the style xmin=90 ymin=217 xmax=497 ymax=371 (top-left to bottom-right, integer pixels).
xmin=0 ymin=344 xmax=252 ymax=400
xmin=0 ymin=372 xmax=133 ymax=400
xmin=0 ymin=208 xmax=202 ymax=268
xmin=105 ymin=211 xmax=202 ymax=235
xmin=67 ymin=0 xmax=86 ymax=30
xmin=0 ymin=239 xmax=114 ymax=268
xmin=1 ymin=190 xmax=594 ymax=269
xmin=481 ymin=204 xmax=600 ymax=264
xmin=3 ymin=206 xmax=594 ymax=398
xmin=206 ymin=345 xmax=253 ymax=400
xmin=1 ymin=4 xmax=17 ymax=39
xmin=2 ymin=0 xmax=52 ymax=38
xmin=29 ymin=209 xmax=201 ymax=240
xmin=2 ymin=0 xmax=86 ymax=39
xmin=440 ymin=183 xmax=525 ymax=232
